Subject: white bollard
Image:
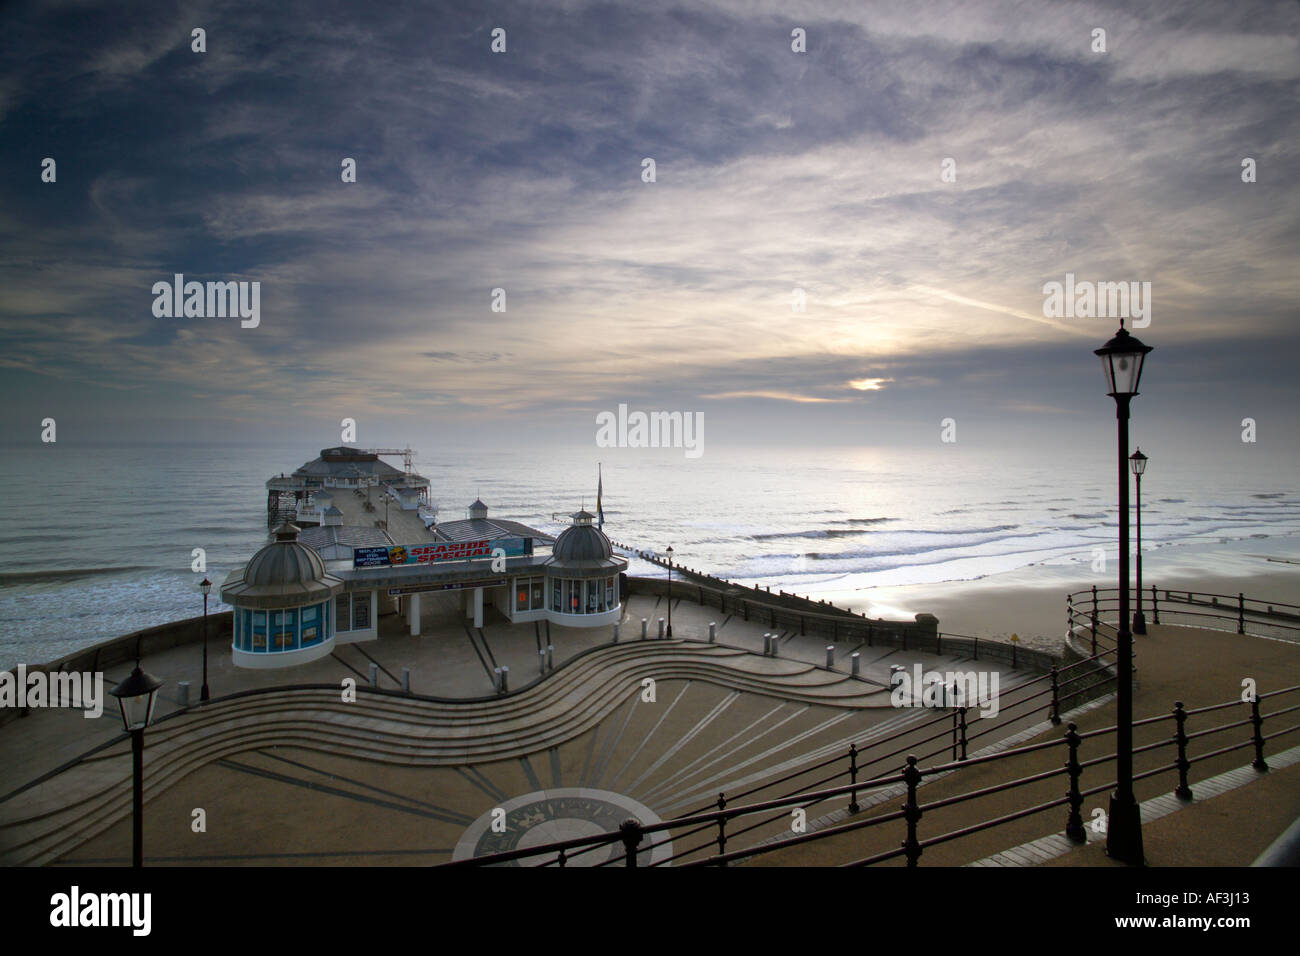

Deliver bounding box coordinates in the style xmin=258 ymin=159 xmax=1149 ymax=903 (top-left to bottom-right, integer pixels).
xmin=494 ymin=666 xmax=503 ymax=692
xmin=368 ymin=662 xmax=378 ymax=688
xmin=401 ymin=667 xmax=411 ymax=693
xmin=826 ymin=645 xmax=835 ymax=668
xmin=613 ymin=623 xmax=620 ymax=643
xmin=709 ymin=622 xmax=716 ymax=643
xmin=501 ymin=665 xmax=509 ymax=693
xmin=539 ymin=649 xmax=547 ymax=674
xmin=763 ymin=633 xmax=771 ymax=655
xmin=641 ymin=618 xmax=648 ymax=639
xmin=658 ymin=618 xmax=665 ymax=639
xmin=851 ymin=652 xmax=860 ymax=676
xmin=546 ymin=644 xmax=554 ymax=670
xmin=177 ymin=681 xmax=190 ymax=708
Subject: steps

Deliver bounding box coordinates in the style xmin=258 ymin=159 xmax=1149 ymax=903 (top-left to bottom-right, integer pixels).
xmin=0 ymin=641 xmax=897 ymax=866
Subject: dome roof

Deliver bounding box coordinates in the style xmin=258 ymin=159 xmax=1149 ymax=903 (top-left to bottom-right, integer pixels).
xmin=552 ymin=523 xmax=613 ymax=562
xmin=547 ymin=510 xmax=626 ymax=575
xmin=221 ymin=523 xmax=343 ymax=609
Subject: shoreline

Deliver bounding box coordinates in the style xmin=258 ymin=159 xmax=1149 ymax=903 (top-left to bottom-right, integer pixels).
xmin=822 ymin=536 xmax=1300 ymax=652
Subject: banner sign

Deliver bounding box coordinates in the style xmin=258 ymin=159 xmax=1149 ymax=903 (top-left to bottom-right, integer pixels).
xmin=354 ymin=537 xmax=531 ymax=569
xmin=388 ymin=578 xmax=507 ymax=596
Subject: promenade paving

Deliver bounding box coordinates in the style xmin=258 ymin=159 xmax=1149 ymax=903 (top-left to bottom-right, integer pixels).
xmin=6 ymin=594 xmax=1292 ymax=867
xmin=745 ymin=622 xmax=1300 ymax=866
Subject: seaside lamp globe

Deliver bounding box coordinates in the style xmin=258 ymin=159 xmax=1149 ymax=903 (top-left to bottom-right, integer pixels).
xmin=200 ymin=578 xmax=211 ymax=597
xmin=109 ymin=665 xmax=165 ymax=733
xmin=1094 ymin=322 xmax=1153 ymax=397
xmin=1130 ymin=449 xmax=1148 ymax=476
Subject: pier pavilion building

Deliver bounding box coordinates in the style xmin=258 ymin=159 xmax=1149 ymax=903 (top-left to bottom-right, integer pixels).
xmin=224 ymin=465 xmax=628 ymax=669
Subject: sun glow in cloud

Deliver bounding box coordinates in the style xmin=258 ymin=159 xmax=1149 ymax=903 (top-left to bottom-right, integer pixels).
xmin=848 ymin=378 xmax=893 ymax=392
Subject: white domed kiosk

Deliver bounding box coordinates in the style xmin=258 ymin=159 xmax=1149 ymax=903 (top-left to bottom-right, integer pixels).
xmin=541 ymin=510 xmax=627 ymax=627
xmin=221 ymin=523 xmax=344 ymax=668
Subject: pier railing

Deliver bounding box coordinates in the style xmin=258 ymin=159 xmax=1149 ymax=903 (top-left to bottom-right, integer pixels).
xmin=1068 ymin=586 xmax=1300 ymax=643
xmin=440 ymin=679 xmax=1300 ymax=867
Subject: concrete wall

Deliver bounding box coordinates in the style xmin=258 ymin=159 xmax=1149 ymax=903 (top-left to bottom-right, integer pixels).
xmin=0 ymin=611 xmax=233 ymax=728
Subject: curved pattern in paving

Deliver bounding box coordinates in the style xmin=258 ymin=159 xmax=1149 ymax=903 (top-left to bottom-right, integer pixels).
xmin=1 ymin=640 xmax=1026 ymax=866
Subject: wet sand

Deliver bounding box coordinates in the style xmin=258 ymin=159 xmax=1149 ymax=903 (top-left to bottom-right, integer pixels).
xmin=818 ymin=539 xmax=1300 ymax=654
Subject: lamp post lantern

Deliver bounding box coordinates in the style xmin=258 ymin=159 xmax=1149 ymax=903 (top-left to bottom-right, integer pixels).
xmin=199 ymin=577 xmax=212 ymax=702
xmin=665 ymin=546 xmax=674 ymax=638
xmin=1095 ymin=320 xmax=1152 ymax=865
xmin=109 ymin=663 xmax=165 ymax=868
xmin=1130 ymin=449 xmax=1148 ymax=635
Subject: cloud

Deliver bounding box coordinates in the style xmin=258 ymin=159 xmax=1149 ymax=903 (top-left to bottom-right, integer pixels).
xmin=0 ymin=0 xmax=1296 ymax=442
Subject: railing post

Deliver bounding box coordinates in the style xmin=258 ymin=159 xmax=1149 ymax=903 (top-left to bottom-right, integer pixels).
xmin=716 ymin=793 xmax=728 ymax=865
xmin=1251 ymin=695 xmax=1269 ymax=771
xmin=619 ymin=818 xmax=643 ymax=867
xmin=1065 ymin=722 xmax=1086 ymax=843
xmin=957 ymin=706 xmax=968 ymax=760
xmin=951 ymin=709 xmax=958 ymax=760
xmin=868 ymin=623 xmax=874 ymax=647
xmin=936 ymin=632 xmax=942 ymax=655
xmin=1151 ymin=586 xmax=1159 ymax=625
xmin=848 ymin=743 xmax=860 ymax=814
xmin=557 ymin=848 xmax=567 ymax=868
xmin=1238 ymin=592 xmax=1245 ymax=635
xmin=1049 ymin=665 xmax=1061 ymax=725
xmin=901 ymin=756 xmax=922 ymax=867
xmin=1173 ymin=701 xmax=1192 ymax=800
xmin=1090 ymin=585 xmax=1098 ymax=654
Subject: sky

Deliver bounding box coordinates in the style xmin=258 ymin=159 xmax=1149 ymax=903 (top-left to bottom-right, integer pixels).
xmin=1 ymin=0 xmax=1298 ymax=457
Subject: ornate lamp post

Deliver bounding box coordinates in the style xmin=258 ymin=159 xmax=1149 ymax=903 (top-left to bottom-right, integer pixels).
xmin=109 ymin=664 xmax=165 ymax=868
xmin=1130 ymin=449 xmax=1148 ymax=635
xmin=199 ymin=577 xmax=212 ymax=702
xmin=665 ymin=546 xmax=674 ymax=638
xmin=1095 ymin=320 xmax=1152 ymax=865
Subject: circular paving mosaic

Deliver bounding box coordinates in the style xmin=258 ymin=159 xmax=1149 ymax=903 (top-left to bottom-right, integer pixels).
xmin=452 ymin=788 xmax=674 ymax=866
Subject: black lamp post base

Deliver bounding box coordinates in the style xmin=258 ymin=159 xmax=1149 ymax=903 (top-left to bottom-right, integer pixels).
xmin=1132 ymin=611 xmax=1147 ymax=635
xmin=665 ymin=626 xmax=673 ymax=638
xmin=1105 ymin=792 xmax=1145 ymax=865
xmin=200 ymin=684 xmax=210 ymax=702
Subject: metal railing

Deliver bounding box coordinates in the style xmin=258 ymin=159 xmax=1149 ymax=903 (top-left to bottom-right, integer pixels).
xmin=1068 ymin=585 xmax=1300 ymax=642
xmin=440 ymin=680 xmax=1300 ymax=867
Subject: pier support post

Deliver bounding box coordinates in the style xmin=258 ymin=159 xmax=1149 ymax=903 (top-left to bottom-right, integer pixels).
xmin=407 ymin=593 xmax=422 ymax=636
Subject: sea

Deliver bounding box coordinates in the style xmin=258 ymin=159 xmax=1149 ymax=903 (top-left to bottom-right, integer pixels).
xmin=2 ymin=440 xmax=1298 ymax=670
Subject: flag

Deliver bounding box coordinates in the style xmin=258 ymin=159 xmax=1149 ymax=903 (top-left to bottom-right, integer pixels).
xmin=597 ymin=463 xmax=604 ymax=530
